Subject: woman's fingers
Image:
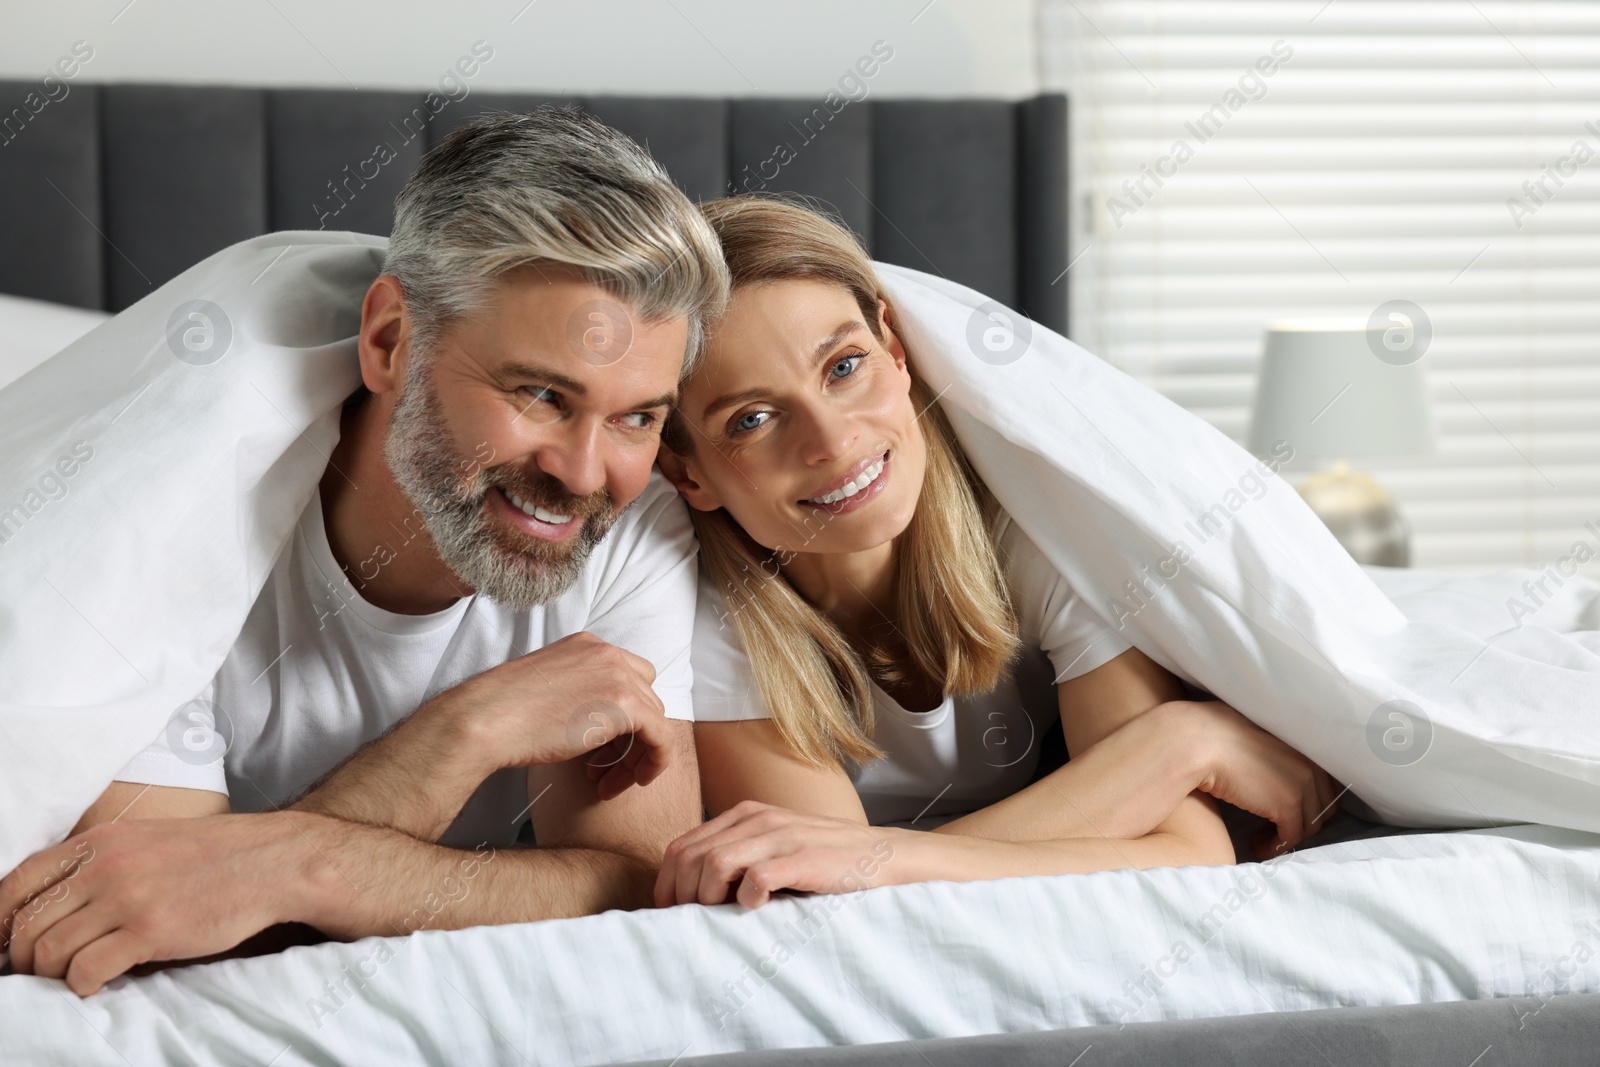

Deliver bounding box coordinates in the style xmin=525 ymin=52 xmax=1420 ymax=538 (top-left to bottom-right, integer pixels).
xmin=657 ymin=806 xmax=767 ymax=907
xmin=737 ymin=859 xmax=796 ymax=909
xmin=655 ymin=806 xmax=878 ymax=909
xmin=697 ymin=837 xmax=769 ymax=906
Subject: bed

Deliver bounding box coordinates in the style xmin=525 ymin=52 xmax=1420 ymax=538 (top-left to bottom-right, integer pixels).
xmin=2 ymin=85 xmax=1597 ymax=1065
xmin=2 ymin=817 xmax=1598 ymax=1065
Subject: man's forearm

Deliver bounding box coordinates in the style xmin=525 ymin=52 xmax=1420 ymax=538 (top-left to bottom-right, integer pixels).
xmin=282 ymin=811 xmax=655 ymax=939
xmin=289 ymin=699 xmax=492 ymax=840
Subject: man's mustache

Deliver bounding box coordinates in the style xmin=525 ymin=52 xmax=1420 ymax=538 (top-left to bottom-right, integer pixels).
xmin=481 ymin=466 xmax=613 ymax=523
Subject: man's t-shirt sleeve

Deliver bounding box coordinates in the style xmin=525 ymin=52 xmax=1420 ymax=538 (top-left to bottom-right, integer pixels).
xmin=580 ymin=472 xmax=699 ymax=721
xmin=111 ymin=680 xmax=231 ymax=796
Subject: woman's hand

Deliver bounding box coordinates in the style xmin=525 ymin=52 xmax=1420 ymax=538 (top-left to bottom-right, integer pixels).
xmin=1169 ymin=700 xmax=1342 ymax=858
xmin=654 ymin=800 xmax=899 ymax=909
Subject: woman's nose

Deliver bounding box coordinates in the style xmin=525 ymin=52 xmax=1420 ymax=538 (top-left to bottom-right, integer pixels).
xmin=795 ymin=400 xmax=858 ymax=467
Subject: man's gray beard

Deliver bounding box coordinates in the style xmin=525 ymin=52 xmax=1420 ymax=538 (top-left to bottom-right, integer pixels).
xmin=382 ymin=355 xmax=624 ymax=610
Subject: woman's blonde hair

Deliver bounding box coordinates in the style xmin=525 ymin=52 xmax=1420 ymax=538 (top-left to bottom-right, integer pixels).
xmin=664 ymin=195 xmax=1020 ymax=766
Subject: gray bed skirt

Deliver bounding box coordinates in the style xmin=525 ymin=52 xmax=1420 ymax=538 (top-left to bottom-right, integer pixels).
xmin=619 ymin=991 xmax=1600 ymax=1067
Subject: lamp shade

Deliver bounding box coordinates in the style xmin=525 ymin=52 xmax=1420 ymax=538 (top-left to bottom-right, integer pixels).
xmin=1246 ymin=320 xmax=1436 ymax=462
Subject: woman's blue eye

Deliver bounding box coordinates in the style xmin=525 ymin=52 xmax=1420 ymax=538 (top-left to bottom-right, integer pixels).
xmin=828 ymin=354 xmax=864 ymax=381
xmin=733 ymin=411 xmax=770 ymax=434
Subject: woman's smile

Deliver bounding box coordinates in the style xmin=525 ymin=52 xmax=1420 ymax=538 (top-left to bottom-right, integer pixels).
xmin=799 ymin=449 xmax=891 ymax=515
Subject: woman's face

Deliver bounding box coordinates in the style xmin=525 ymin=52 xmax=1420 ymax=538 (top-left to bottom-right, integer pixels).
xmin=666 ymin=279 xmax=928 ymax=558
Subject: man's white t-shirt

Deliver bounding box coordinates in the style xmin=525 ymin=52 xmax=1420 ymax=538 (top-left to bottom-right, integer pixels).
xmin=691 ymin=513 xmax=1133 ymax=826
xmin=113 ymin=471 xmax=697 ymax=849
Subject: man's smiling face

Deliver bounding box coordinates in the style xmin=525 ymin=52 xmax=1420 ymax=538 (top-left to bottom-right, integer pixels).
xmin=384 ymin=264 xmax=688 ymax=608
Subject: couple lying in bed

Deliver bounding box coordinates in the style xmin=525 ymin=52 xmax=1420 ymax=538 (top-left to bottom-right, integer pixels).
xmin=0 ymin=109 xmax=1335 ymax=995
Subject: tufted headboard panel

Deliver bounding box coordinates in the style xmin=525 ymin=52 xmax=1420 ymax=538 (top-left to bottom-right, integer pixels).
xmin=0 ymin=86 xmax=1067 ymax=330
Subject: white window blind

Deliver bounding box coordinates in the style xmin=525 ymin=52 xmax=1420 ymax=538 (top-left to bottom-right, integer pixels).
xmin=1040 ymin=0 xmax=1600 ymax=575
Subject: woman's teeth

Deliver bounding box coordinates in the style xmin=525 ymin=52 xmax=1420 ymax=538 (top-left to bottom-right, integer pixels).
xmin=806 ymin=454 xmax=886 ymax=505
xmin=504 ymin=487 xmax=572 ymax=524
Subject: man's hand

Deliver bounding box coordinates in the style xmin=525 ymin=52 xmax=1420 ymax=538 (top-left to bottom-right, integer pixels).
xmin=295 ymin=631 xmax=679 ymax=839
xmin=441 ymin=631 xmax=675 ymax=801
xmin=654 ymin=800 xmax=899 ymax=909
xmin=0 ymin=814 xmax=311 ymax=995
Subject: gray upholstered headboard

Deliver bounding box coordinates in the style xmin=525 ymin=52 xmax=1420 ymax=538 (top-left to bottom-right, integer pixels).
xmin=0 ymin=87 xmax=1067 ymax=330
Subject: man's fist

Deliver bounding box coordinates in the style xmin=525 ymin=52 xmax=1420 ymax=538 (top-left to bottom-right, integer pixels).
xmin=439 ymin=631 xmax=674 ymax=799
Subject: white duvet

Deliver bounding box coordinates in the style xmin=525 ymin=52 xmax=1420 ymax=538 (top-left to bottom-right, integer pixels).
xmin=1 ymin=824 xmax=1597 ymax=1065
xmin=5 ymin=236 xmax=1600 ymax=875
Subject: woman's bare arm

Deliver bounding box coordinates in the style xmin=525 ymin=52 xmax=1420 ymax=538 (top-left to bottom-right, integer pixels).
xmin=937 ymin=646 xmax=1219 ymax=856
xmin=672 ymin=648 xmax=1340 ymax=904
xmin=695 ymin=719 xmax=868 ymax=822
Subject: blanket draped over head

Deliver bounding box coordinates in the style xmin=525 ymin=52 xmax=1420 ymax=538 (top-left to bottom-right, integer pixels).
xmin=0 ymin=233 xmax=384 ymax=872
xmin=3 ymin=234 xmax=1598 ymax=874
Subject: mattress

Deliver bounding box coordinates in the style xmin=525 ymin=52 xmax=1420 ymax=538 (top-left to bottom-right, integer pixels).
xmin=3 ymin=822 xmax=1597 ymax=1066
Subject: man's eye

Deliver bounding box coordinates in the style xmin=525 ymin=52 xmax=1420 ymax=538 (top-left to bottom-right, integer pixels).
xmin=621 ymin=411 xmax=660 ymax=430
xmin=521 ymin=385 xmax=559 ymax=406
xmin=828 ymin=354 xmax=865 ymax=381
xmin=731 ymin=411 xmax=771 ymax=435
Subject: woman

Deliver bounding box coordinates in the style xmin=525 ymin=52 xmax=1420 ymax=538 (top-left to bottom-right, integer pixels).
xmin=652 ymin=197 xmax=1339 ymax=909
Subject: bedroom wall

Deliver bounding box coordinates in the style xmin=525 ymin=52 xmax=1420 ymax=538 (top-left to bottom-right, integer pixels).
xmin=0 ymin=0 xmax=1040 ymax=99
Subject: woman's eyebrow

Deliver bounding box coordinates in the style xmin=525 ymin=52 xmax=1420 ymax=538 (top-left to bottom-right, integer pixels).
xmin=699 ymin=320 xmax=870 ymax=421
xmin=699 ymin=385 xmax=768 ymax=421
xmin=809 ymin=320 xmax=868 ymax=365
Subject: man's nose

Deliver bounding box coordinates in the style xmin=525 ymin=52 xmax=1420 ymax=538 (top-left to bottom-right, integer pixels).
xmin=531 ymin=419 xmax=607 ymax=499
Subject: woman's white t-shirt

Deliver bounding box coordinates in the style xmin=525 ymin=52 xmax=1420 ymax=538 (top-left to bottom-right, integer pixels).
xmin=690 ymin=513 xmax=1134 ymax=826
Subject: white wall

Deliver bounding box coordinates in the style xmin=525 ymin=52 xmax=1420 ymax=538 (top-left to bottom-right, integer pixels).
xmin=0 ymin=0 xmax=1039 ymax=99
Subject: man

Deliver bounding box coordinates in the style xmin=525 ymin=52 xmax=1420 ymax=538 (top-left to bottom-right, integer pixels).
xmin=0 ymin=109 xmax=729 ymax=995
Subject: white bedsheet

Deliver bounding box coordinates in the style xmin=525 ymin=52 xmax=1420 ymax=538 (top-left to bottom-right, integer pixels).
xmin=3 ymin=824 xmax=1597 ymax=1066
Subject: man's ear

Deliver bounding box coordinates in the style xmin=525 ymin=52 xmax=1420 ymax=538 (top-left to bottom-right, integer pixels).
xmin=358 ymin=275 xmax=411 ymax=395
xmin=655 ymin=444 xmax=723 ymax=512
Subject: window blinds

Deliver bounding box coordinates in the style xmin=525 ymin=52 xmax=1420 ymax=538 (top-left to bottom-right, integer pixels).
xmin=1040 ymin=0 xmax=1600 ymax=575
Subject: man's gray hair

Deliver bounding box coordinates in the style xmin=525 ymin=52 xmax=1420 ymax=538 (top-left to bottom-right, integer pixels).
xmin=384 ymin=107 xmax=728 ymax=374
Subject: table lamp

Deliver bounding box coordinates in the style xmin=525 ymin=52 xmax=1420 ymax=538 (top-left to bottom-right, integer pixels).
xmin=1246 ymin=320 xmax=1437 ymax=566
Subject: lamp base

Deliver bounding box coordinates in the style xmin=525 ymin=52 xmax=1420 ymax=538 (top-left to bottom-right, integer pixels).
xmin=1297 ymin=461 xmax=1411 ymax=567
